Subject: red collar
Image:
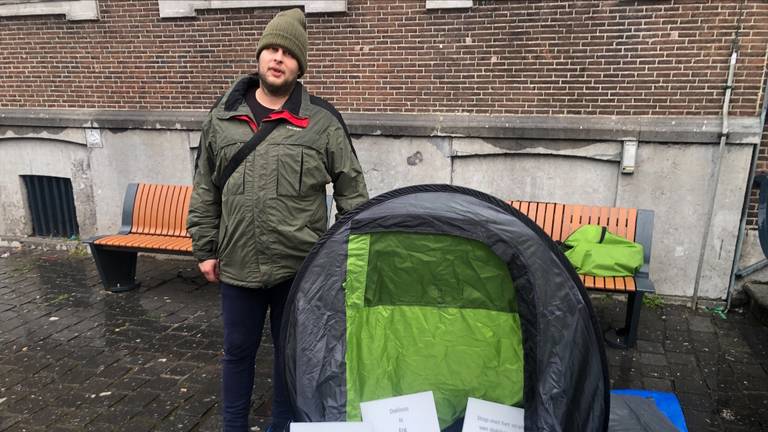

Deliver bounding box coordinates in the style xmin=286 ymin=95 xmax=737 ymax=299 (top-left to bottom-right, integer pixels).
xmin=233 ymin=110 xmax=309 ymax=133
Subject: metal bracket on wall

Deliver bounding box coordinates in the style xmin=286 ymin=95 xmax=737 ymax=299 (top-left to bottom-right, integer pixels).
xmin=621 ymin=139 xmax=637 ymax=174
xmin=85 ymin=128 xmax=102 ymax=148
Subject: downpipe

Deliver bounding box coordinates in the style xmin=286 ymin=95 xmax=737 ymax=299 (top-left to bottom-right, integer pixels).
xmin=691 ymin=49 xmax=738 ymax=310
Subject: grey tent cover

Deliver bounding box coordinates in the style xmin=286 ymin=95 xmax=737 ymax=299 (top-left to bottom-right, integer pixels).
xmin=282 ymin=185 xmax=611 ymax=431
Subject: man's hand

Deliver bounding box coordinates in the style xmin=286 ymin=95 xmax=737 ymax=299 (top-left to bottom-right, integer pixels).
xmin=198 ymin=259 xmax=220 ymax=283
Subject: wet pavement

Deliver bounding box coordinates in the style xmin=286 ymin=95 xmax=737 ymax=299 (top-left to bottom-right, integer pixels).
xmin=0 ymin=247 xmax=767 ymax=431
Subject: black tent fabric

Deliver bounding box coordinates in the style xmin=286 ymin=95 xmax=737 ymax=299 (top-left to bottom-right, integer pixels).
xmin=608 ymin=395 xmax=680 ymax=432
xmin=282 ymin=184 xmax=611 ymax=431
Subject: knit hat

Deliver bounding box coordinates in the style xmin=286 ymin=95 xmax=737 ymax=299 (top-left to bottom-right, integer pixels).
xmin=257 ymin=8 xmax=308 ymax=78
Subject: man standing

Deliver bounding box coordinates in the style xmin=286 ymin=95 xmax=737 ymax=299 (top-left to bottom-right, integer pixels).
xmin=187 ymin=8 xmax=368 ymax=432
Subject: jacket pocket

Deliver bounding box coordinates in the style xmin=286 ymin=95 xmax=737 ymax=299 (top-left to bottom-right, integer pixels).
xmin=217 ymin=141 xmax=245 ymax=195
xmin=277 ymin=144 xmax=330 ymax=196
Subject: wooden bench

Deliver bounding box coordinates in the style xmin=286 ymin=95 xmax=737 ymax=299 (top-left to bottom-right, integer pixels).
xmin=84 ymin=183 xmax=193 ymax=292
xmin=509 ymin=200 xmax=655 ymax=349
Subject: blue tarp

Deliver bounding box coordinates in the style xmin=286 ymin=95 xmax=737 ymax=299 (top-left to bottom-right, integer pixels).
xmin=611 ymin=390 xmax=687 ymax=432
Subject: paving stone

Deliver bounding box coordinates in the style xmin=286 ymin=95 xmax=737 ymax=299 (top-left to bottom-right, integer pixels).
xmin=116 ymin=416 xmax=157 ymax=432
xmin=666 ymin=352 xmax=697 ymax=365
xmin=82 ymin=421 xmax=115 ymax=432
xmin=4 ymin=423 xmax=46 ymax=432
xmin=664 ymin=333 xmax=696 ymax=353
xmin=196 ymin=412 xmax=221 ymax=432
xmin=676 ymin=391 xmax=716 ymax=412
xmin=684 ymin=409 xmax=722 ymax=432
xmin=57 ymin=367 xmax=97 ymax=386
xmin=77 ymin=391 xmax=126 ymax=409
xmin=716 ymin=392 xmax=764 ymax=428
xmin=119 ymin=389 xmax=161 ymax=409
xmin=636 ymin=340 xmax=665 ymax=354
xmin=639 ymin=364 xmax=672 ymax=379
xmin=94 ymin=363 xmax=131 ymax=381
xmin=46 ymin=384 xmax=87 ymax=409
xmin=107 ymin=375 xmax=149 ymax=393
xmin=161 ymin=362 xmax=199 ymax=379
xmin=690 ymin=315 xmax=716 ymax=333
xmin=737 ymin=375 xmax=768 ymax=392
xmin=719 ymin=349 xmax=761 ymax=365
xmin=37 ymin=359 xmax=78 ymax=380
xmin=0 ymin=415 xmax=21 ymax=431
xmin=176 ymin=394 xmax=217 ymax=418
xmin=0 ymin=372 xmax=25 ymax=389
xmin=21 ymin=406 xmax=70 ymax=428
xmin=674 ymin=376 xmax=711 ymax=394
xmin=46 ymin=426 xmax=80 ymax=432
xmin=4 ymin=395 xmax=46 ymax=416
xmin=3 ymin=248 xmax=768 ymax=431
xmin=141 ymin=397 xmax=181 ymax=422
xmin=639 ymin=353 xmax=668 ymax=366
xmin=90 ymin=405 xmax=143 ymax=425
xmin=140 ymin=376 xmax=181 ymax=393
xmin=154 ymin=413 xmax=200 ymax=431
xmin=731 ymin=362 xmax=768 ymax=378
xmin=641 ymin=377 xmax=674 ymax=392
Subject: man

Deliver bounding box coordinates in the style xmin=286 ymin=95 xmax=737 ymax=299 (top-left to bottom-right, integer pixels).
xmin=187 ymin=8 xmax=368 ymax=432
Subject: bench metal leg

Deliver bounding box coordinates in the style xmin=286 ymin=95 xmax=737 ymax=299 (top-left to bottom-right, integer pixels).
xmin=604 ymin=291 xmax=644 ymax=349
xmin=90 ymin=246 xmax=141 ymax=293
xmin=621 ymin=291 xmax=643 ymax=347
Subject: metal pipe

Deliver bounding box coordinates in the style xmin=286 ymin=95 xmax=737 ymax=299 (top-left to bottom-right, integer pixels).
xmin=692 ymin=49 xmax=738 ymax=310
xmin=735 ymin=258 xmax=768 ymax=279
xmin=726 ymin=70 xmax=768 ymax=312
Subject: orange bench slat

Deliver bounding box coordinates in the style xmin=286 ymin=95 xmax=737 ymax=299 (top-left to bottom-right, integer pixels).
xmin=510 ymin=200 xmax=642 ymax=294
xmin=129 ymin=184 xmax=192 ymax=238
xmin=94 ymin=233 xmax=192 ymax=253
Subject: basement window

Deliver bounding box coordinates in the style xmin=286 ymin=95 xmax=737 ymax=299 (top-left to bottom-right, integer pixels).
xmin=0 ymin=0 xmax=99 ymax=21
xmin=158 ymin=0 xmax=347 ymax=18
xmin=21 ymin=175 xmax=79 ymax=238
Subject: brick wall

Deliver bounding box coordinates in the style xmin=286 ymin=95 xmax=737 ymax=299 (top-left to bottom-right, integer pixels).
xmin=0 ymin=0 xmax=765 ymax=115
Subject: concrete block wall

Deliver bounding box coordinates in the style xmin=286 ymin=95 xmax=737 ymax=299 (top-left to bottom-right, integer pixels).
xmin=0 ymin=112 xmax=763 ymax=300
xmin=1 ymin=0 xmax=768 ymax=299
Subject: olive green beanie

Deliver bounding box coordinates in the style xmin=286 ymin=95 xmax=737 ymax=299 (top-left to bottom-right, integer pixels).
xmin=257 ymin=8 xmax=308 ymax=77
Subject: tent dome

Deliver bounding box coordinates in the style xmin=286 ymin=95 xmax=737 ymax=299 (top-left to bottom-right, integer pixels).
xmin=282 ymin=184 xmax=609 ymax=431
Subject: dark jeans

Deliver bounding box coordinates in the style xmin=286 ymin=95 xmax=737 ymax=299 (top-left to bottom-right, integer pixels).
xmin=220 ymin=279 xmax=293 ymax=432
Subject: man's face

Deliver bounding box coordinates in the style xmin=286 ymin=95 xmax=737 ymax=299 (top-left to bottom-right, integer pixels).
xmin=258 ymin=45 xmax=300 ymax=97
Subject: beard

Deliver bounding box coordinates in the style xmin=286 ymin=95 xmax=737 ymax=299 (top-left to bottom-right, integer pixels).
xmin=259 ymin=74 xmax=297 ymax=98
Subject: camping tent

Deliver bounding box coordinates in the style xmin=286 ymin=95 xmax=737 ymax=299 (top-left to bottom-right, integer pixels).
xmin=282 ymin=184 xmax=610 ymax=431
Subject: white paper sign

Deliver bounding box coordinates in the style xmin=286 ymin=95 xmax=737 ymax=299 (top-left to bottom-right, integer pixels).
xmin=360 ymin=391 xmax=441 ymax=432
xmin=462 ymin=398 xmax=524 ymax=432
xmin=291 ymin=422 xmax=373 ymax=432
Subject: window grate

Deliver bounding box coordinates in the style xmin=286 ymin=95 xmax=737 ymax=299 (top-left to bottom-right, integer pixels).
xmin=21 ymin=175 xmax=79 ymax=238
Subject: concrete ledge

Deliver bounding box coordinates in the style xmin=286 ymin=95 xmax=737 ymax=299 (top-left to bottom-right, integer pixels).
xmin=0 ymin=109 xmax=203 ymax=131
xmin=0 ymin=109 xmax=762 ymax=144
xmin=0 ymin=236 xmax=85 ymax=253
xmin=344 ymin=113 xmax=761 ymax=144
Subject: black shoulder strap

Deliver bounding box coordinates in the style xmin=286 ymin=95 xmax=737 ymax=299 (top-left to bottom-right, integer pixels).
xmin=215 ymin=120 xmax=280 ymax=188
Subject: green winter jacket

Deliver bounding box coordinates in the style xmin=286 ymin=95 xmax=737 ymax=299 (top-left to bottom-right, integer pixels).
xmin=188 ymin=75 xmax=369 ymax=288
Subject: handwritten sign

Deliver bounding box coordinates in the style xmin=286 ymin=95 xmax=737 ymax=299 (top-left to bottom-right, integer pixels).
xmin=291 ymin=422 xmax=373 ymax=432
xmin=359 ymin=391 xmax=441 ymax=432
xmin=462 ymin=398 xmax=524 ymax=432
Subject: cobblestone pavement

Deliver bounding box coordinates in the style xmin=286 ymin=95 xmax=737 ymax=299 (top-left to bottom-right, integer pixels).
xmin=1 ymin=248 xmax=767 ymax=431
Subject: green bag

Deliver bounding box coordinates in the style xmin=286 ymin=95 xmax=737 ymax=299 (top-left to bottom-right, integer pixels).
xmin=562 ymin=225 xmax=644 ymax=277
